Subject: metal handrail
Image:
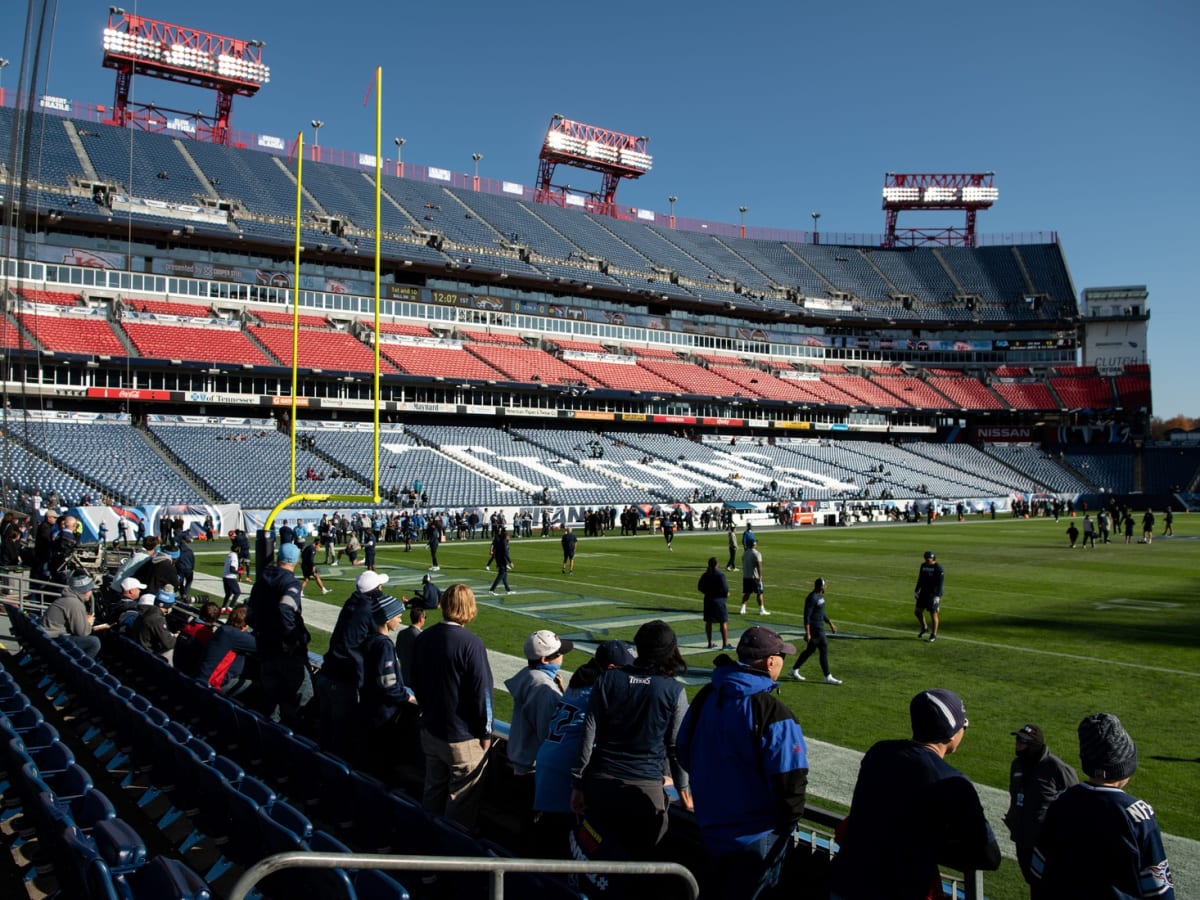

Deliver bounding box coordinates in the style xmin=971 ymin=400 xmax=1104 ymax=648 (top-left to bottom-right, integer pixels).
xmin=227 ymin=852 xmax=699 ymax=900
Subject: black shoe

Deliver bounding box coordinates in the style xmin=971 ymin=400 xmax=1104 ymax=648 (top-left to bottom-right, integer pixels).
xmin=929 ymin=634 xmax=937 ymax=643
xmin=917 ymin=627 xmax=927 ymax=638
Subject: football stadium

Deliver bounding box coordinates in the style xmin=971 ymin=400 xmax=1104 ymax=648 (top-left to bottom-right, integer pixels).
xmin=0 ymin=7 xmax=1196 ymax=900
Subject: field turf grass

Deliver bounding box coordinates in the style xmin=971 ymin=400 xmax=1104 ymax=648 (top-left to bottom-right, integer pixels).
xmin=198 ymin=512 xmax=1199 ymax=899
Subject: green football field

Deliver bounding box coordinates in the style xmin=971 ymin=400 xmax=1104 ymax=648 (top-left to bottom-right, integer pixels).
xmin=197 ymin=512 xmax=1199 ymax=899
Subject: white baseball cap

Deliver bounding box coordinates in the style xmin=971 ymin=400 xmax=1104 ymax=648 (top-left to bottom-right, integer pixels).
xmin=356 ymin=570 xmax=390 ymax=592
xmin=120 ymin=577 xmax=148 ymax=592
xmin=524 ymin=629 xmax=574 ymax=660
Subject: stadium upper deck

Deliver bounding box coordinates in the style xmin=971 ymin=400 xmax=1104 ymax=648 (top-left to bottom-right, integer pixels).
xmin=0 ymin=100 xmax=1150 ymax=434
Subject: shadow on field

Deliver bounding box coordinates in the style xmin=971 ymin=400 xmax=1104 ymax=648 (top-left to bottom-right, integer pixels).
xmin=1148 ymin=755 xmax=1200 ymax=764
xmin=966 ymin=608 xmax=1200 ymax=653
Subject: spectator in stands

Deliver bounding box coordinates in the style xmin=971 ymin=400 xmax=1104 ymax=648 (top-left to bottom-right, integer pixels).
xmin=394 ymin=605 xmax=425 ymax=686
xmin=48 ymin=514 xmax=81 ymax=586
xmin=410 ymin=584 xmax=494 ymax=832
xmin=316 ymin=570 xmax=390 ymax=756
xmin=247 ymin=542 xmax=313 ymax=727
xmin=1003 ymin=723 xmax=1078 ymax=885
xmin=533 ymin=641 xmax=634 ymax=859
xmin=739 ymin=538 xmax=769 ymax=616
xmin=1031 ymin=713 xmax=1174 ymax=899
xmin=198 ymin=606 xmax=257 ymax=699
xmin=41 ymin=571 xmax=107 ymax=658
xmin=570 ymin=620 xmax=692 ymax=899
xmin=829 ymin=688 xmax=1000 ymax=899
xmin=357 ymin=593 xmax=416 ymax=776
xmin=300 ymin=538 xmax=333 ymax=595
xmin=697 ymin=556 xmax=732 ymax=650
xmin=914 ymin=550 xmax=944 ymax=642
xmin=678 ymin=626 xmax=809 ymax=900
xmin=791 ymin=577 xmax=841 ymax=684
xmin=136 ymin=586 xmax=179 ymax=662
xmin=560 ymin=526 xmax=577 ymax=575
xmin=175 ymin=533 xmax=195 ymax=599
xmin=133 ymin=537 xmax=179 ymax=595
xmin=174 ymin=600 xmax=221 ymax=676
xmin=506 ymin=629 xmax=574 ymax=851
xmin=222 ymin=539 xmax=242 ymax=607
xmin=488 ymin=530 xmax=514 ymax=595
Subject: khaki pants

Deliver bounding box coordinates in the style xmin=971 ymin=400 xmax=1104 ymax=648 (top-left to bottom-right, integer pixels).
xmin=421 ymin=729 xmax=489 ymax=831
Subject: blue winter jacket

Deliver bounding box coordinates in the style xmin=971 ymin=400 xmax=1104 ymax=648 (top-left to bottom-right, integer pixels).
xmin=677 ymin=658 xmax=809 ymax=855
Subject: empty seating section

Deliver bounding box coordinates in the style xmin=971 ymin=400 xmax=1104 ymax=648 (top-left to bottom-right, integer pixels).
xmin=1061 ymin=449 xmax=1134 ymax=492
xmin=1049 ymin=376 xmax=1115 ymax=411
xmin=994 ymin=366 xmax=1030 ymax=377
xmin=823 ymin=374 xmax=911 ymax=408
xmin=252 ymin=309 xmax=329 ymax=328
xmin=992 ymin=382 xmax=1057 ymax=410
xmin=122 ymin=322 xmax=273 ymax=365
xmin=248 ymin=326 xmax=395 ymax=373
xmin=630 ymin=347 xmax=680 ymax=359
xmin=1054 ymin=365 xmax=1096 ymax=376
xmin=982 ymin=446 xmax=1093 ymax=493
xmin=382 ymin=343 xmax=505 ymax=381
xmin=898 ymin=443 xmax=1035 ymax=494
xmin=1114 ymin=375 xmax=1151 ymax=409
xmin=0 ymin=317 xmax=30 ymax=349
xmin=80 ymin=127 xmax=212 ymax=205
xmin=13 ymin=419 xmax=206 ymax=505
xmin=525 ymin=203 xmax=654 ymax=272
xmin=453 ymin=191 xmax=582 ymax=260
xmin=1142 ymin=447 xmax=1200 ymax=494
xmin=457 ymin=330 xmax=527 ymax=346
xmin=603 ymin=433 xmax=763 ymax=502
xmin=637 ymin=359 xmax=745 ymax=396
xmin=16 ymin=314 xmax=126 ymax=356
xmin=797 ymin=245 xmax=896 ymax=304
xmin=467 ymin=344 xmax=596 ymax=386
xmin=368 ymin=321 xmax=434 ymax=337
xmin=0 ymin=428 xmax=96 ymax=500
xmin=405 ymin=424 xmax=639 ymax=505
xmin=1018 ymin=244 xmax=1076 ymax=305
xmin=293 ymin=160 xmax=379 ymax=225
xmin=7 ymin=113 xmax=89 ymax=185
xmin=551 ymin=338 xmax=609 ymax=353
xmin=15 ymin=288 xmax=82 ymax=307
xmin=927 ymin=376 xmax=1006 ymax=410
xmin=664 ymin=230 xmax=776 ymax=292
xmin=184 ymin=139 xmax=315 ymax=220
xmin=147 ymin=421 xmax=357 ymax=506
xmin=125 ymin=299 xmax=214 ymax=318
xmin=562 ymin=357 xmax=681 ymax=393
xmin=873 ymin=376 xmax=954 ymax=409
xmin=707 ymin=365 xmax=812 ymax=402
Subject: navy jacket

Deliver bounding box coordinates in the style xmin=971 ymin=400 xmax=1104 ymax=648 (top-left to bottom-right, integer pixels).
xmin=409 ymin=622 xmax=493 ymax=743
xmin=320 ymin=590 xmax=376 ymax=687
xmin=246 ymin=564 xmax=307 ymax=656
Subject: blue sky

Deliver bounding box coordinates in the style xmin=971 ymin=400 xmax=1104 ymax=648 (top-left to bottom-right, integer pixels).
xmin=6 ymin=0 xmax=1198 ymax=417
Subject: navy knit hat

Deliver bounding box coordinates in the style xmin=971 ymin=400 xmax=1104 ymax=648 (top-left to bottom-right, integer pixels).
xmin=1078 ymin=713 xmax=1137 ymax=781
xmin=910 ymin=688 xmax=969 ymax=743
xmin=371 ymin=594 xmax=405 ymax=625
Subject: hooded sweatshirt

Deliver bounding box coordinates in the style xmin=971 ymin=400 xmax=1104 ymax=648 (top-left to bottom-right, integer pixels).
xmin=505 ymin=663 xmax=565 ymax=774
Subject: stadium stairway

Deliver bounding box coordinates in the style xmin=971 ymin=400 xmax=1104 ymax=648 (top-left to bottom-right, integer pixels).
xmin=133 ymin=424 xmax=221 ymax=506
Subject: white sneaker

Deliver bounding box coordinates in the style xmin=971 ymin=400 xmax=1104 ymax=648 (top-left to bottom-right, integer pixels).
xmin=759 ymin=608 xmax=771 ymax=616
xmin=321 ymin=588 xmax=332 ymax=595
xmin=430 ymin=566 xmax=440 ymax=571
xmin=824 ymin=674 xmax=842 ymax=685
xmin=739 ymin=605 xmax=747 ymax=615
xmin=791 ymin=670 xmax=805 ymax=681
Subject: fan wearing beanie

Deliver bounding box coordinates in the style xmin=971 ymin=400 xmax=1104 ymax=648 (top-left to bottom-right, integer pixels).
xmin=355 ymin=594 xmax=416 ymax=777
xmin=1030 ymin=713 xmax=1174 ymax=898
xmin=829 ymin=689 xmax=1000 ymax=899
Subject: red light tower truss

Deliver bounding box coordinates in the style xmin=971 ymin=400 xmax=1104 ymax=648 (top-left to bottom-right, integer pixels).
xmin=534 ymin=115 xmax=652 ymax=217
xmin=101 ymin=9 xmax=269 ymax=144
xmin=882 ymin=172 xmax=997 ymax=247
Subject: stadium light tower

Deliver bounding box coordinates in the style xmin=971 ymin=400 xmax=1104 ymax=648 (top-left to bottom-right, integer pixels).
xmin=668 ymin=195 xmax=678 ymax=229
xmin=394 ymin=137 xmax=406 ymax=177
xmin=101 ymin=8 xmax=270 ymax=144
xmin=534 ymin=114 xmax=652 ymax=217
xmin=472 ymin=152 xmax=483 ymax=190
xmin=739 ymin=206 xmax=748 ymax=238
xmin=811 ymin=211 xmax=821 ymax=245
xmin=882 ymin=172 xmax=997 ymax=247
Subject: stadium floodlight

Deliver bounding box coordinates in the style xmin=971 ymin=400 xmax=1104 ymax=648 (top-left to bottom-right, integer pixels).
xmin=311 ymin=120 xmax=324 ymax=148
xmin=882 ymin=172 xmax=997 ymax=248
xmin=101 ymin=9 xmax=270 ymax=144
xmin=534 ymin=115 xmax=652 ymax=217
